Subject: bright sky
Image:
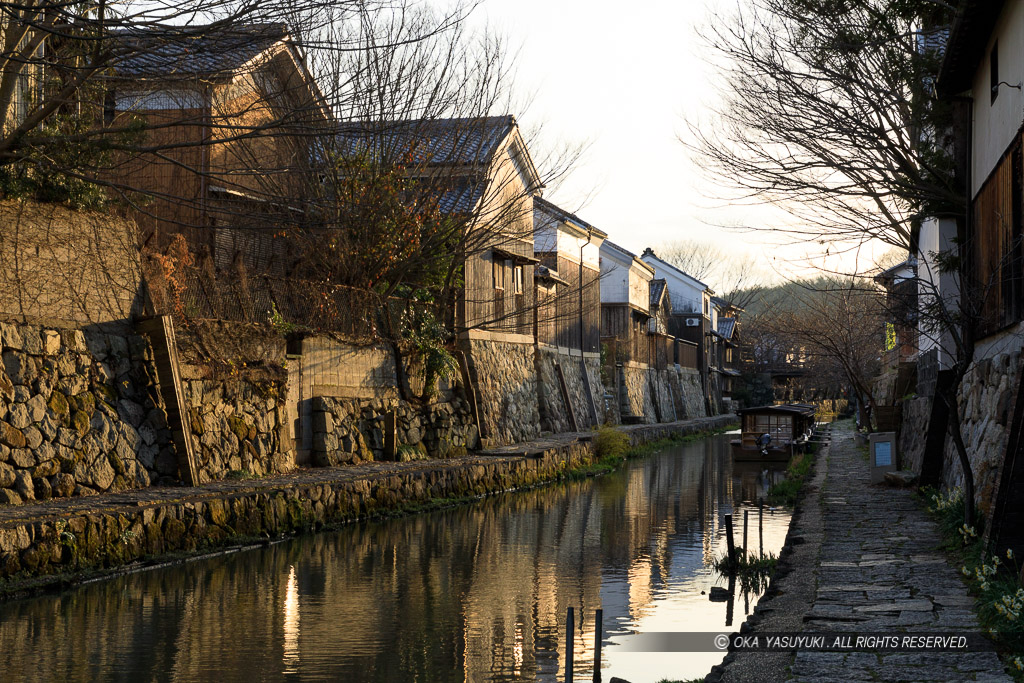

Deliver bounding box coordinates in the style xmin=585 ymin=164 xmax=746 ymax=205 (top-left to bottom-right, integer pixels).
xmin=473 ymin=0 xmax=892 ymax=288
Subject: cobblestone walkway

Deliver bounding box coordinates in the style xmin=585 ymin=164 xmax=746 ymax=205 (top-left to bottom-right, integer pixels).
xmin=790 ymin=421 xmax=1010 ymax=682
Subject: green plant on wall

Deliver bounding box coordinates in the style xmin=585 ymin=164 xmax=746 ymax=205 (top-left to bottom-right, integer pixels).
xmin=401 ymin=306 xmax=458 ymax=401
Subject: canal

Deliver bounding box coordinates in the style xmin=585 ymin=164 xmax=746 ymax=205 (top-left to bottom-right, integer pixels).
xmin=0 ymin=433 xmax=793 ymax=682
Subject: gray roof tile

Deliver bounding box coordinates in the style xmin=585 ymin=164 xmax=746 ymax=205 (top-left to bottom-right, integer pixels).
xmin=109 ymin=23 xmax=289 ymax=79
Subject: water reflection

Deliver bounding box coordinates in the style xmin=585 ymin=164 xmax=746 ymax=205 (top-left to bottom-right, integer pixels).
xmin=0 ymin=434 xmax=791 ymax=683
xmin=283 ymin=566 xmax=299 ymax=674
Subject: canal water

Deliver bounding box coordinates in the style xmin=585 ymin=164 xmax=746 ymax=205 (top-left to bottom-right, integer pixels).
xmin=0 ymin=433 xmax=792 ymax=682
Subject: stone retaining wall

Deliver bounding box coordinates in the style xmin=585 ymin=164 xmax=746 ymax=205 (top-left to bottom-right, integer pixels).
xmin=943 ymin=348 xmax=1022 ymax=517
xmin=0 ymin=415 xmax=735 ymax=585
xmin=618 ymin=364 xmax=705 ymax=424
xmin=899 ymin=396 xmax=933 ymax=477
xmin=466 ymin=339 xmax=540 ymax=445
xmin=674 ymin=367 xmax=707 ymax=420
xmin=622 ymin=363 xmax=656 ymax=421
xmin=183 ymin=377 xmax=292 ymax=483
xmin=535 ymin=348 xmax=606 ymax=432
xmin=310 ymin=396 xmax=478 ymax=465
xmin=0 ymin=321 xmax=166 ymax=505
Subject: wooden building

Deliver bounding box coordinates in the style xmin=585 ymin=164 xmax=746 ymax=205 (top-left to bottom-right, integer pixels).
xmin=600 ymin=240 xmax=655 ymax=364
xmin=936 ymin=0 xmax=1024 ymax=557
xmin=102 ymin=24 xmax=331 ymax=266
xmin=640 ymin=248 xmax=716 ymax=404
xmin=532 ymin=197 xmax=606 ymax=352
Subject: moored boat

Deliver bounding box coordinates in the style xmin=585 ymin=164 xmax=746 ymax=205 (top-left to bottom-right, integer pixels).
xmin=731 ymin=403 xmax=817 ymax=461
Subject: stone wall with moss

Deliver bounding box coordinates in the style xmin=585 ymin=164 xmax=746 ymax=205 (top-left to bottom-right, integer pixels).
xmin=0 ymin=321 xmax=168 ymax=505
xmin=0 ymin=414 xmax=736 ymax=584
xmin=182 ymin=377 xmax=293 ymax=483
xmin=311 ymin=396 xmax=478 ymax=465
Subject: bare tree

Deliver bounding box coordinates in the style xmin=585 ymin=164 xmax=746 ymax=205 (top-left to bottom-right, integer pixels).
xmin=692 ymin=0 xmax=994 ymax=526
xmin=658 ymin=238 xmax=767 ymax=310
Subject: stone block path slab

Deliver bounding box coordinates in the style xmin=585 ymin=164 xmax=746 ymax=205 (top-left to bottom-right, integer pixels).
xmin=711 ymin=421 xmax=1011 ymax=682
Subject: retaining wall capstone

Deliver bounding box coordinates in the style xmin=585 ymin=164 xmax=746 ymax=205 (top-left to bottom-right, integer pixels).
xmin=0 ymin=321 xmax=169 ymax=506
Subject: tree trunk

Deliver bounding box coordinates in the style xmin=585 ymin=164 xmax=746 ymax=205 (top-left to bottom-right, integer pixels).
xmin=948 ymin=414 xmax=975 ymax=528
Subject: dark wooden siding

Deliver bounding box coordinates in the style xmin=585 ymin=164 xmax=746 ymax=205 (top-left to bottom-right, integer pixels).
xmin=972 ymin=135 xmax=1024 ymax=337
xmin=463 ymin=238 xmax=535 ymax=336
xmin=601 ymin=304 xmax=652 ymax=364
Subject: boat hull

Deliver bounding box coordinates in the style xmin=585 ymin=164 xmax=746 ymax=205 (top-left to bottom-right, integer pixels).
xmin=730 ymin=440 xmax=793 ymax=462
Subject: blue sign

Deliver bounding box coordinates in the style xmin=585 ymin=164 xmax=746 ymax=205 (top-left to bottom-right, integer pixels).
xmin=874 ymin=441 xmax=892 ymax=467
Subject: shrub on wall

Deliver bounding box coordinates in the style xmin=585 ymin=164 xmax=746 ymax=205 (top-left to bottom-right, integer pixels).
xmin=594 ymin=426 xmax=629 ymax=461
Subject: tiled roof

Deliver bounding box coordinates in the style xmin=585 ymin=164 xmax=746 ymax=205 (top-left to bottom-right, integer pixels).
xmin=650 ymin=279 xmax=667 ymax=309
xmin=534 ymin=196 xmax=607 ymax=238
xmin=109 ymin=23 xmax=290 ymax=79
xmin=718 ymin=317 xmax=736 ymax=340
xmin=938 ymin=1 xmax=1004 ymax=96
xmin=335 ymin=116 xmax=515 ymax=167
xmin=639 ymin=248 xmax=709 ymax=289
xmin=436 ymin=179 xmax=487 ymax=215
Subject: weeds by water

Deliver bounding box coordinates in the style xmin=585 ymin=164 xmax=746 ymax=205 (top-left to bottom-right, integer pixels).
xmin=765 ymin=449 xmax=814 ymax=507
xmin=564 ymin=424 xmax=738 ymax=482
xmin=713 ymin=551 xmax=778 ymax=594
xmin=921 ymin=486 xmax=1024 ymax=680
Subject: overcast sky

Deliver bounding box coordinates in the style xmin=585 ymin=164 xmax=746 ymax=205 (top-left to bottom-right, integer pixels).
xmin=473 ymin=0 xmax=892 ymax=288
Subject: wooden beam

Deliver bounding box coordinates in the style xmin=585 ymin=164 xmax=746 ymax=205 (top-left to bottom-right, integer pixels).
xmin=136 ymin=315 xmax=200 ymax=486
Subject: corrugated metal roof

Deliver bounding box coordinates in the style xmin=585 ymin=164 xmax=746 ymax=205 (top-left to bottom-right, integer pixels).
xmin=109 ymin=23 xmax=290 ymax=80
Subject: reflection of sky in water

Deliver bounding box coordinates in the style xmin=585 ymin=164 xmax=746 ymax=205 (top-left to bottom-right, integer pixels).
xmin=0 ymin=434 xmax=792 ymax=683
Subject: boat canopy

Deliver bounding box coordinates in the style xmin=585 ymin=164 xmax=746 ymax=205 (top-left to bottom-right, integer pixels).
xmin=737 ymin=403 xmax=816 ymax=419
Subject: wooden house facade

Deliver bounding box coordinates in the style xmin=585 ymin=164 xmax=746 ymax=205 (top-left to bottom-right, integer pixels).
xmin=640 ymin=248 xmax=715 ymax=399
xmin=937 ymin=0 xmax=1024 ymax=558
xmin=532 ymin=197 xmax=605 ymax=353
xmin=600 ymin=240 xmax=655 ymax=364
xmin=104 ymin=24 xmax=331 ymax=263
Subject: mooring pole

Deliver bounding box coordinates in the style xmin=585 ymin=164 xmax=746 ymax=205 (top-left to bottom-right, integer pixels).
xmin=724 ymin=513 xmax=737 ymax=568
xmin=758 ymin=498 xmax=764 ymax=558
xmin=566 ymin=607 xmax=574 ymax=683
xmin=743 ymin=509 xmax=749 ymax=559
xmin=725 ymin=572 xmax=737 ymax=627
xmin=593 ymin=608 xmax=603 ymax=682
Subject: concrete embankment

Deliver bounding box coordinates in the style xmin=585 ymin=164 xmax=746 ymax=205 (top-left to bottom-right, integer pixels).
xmin=0 ymin=414 xmax=734 ymax=595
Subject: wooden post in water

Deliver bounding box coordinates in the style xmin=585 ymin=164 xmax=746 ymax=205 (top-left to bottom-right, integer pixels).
xmin=593 ymin=608 xmax=603 ymax=682
xmin=724 ymin=514 xmax=737 ymax=569
xmin=743 ymin=510 xmax=749 ymax=560
xmin=758 ymin=498 xmax=764 ymax=558
xmin=566 ymin=606 xmax=574 ymax=683
xmin=725 ymin=573 xmax=737 ymax=627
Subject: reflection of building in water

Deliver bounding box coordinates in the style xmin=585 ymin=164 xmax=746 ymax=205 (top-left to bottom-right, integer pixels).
xmin=0 ymin=436 xmax=794 ymax=683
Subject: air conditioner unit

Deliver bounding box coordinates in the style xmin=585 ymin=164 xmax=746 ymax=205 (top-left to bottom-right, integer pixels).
xmin=686 ymin=318 xmax=700 ymax=327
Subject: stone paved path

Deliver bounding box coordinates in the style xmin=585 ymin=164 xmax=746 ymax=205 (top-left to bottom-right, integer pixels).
xmin=711 ymin=421 xmax=1011 ymax=682
xmin=791 ymin=421 xmax=1010 ymax=682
